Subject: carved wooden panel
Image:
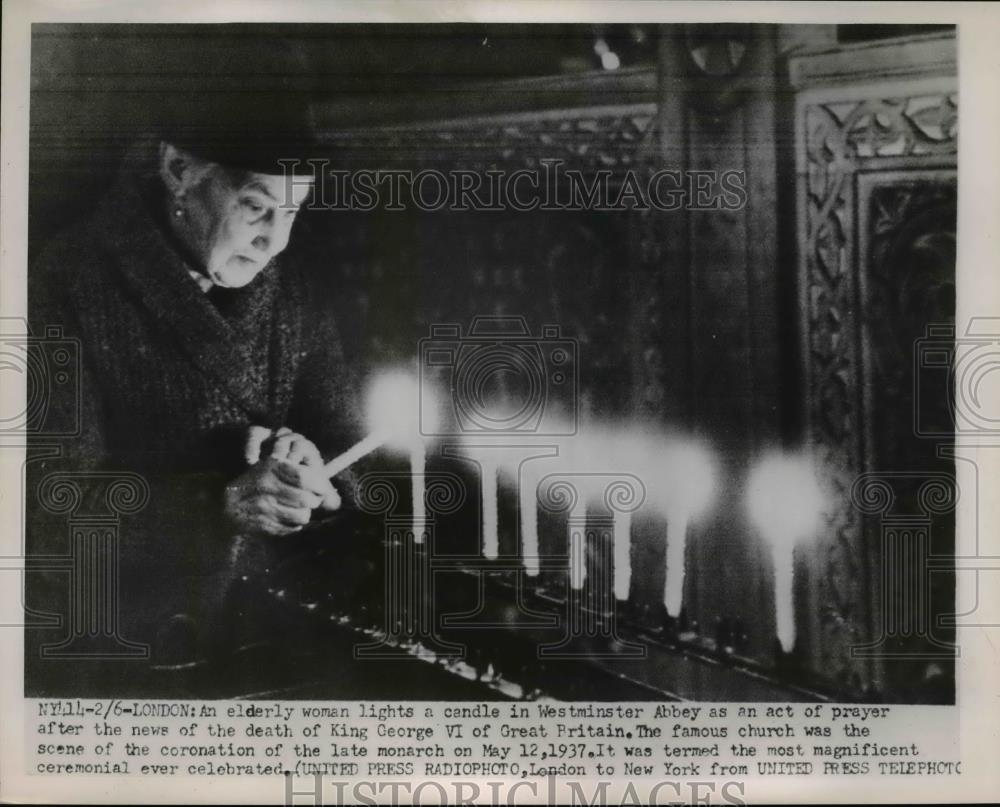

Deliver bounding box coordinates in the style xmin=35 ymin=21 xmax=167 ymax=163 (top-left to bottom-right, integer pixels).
xmin=857 ymin=174 xmax=956 ymax=700
xmin=794 ymin=55 xmax=957 ymax=695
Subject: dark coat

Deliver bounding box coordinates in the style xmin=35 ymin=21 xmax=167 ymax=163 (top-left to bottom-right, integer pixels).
xmin=25 ymin=171 xmax=362 ymax=685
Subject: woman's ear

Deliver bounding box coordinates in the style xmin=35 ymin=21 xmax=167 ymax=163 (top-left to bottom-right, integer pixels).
xmin=159 ymin=141 xmax=206 ymax=198
xmin=159 ymin=141 xmax=187 ymax=197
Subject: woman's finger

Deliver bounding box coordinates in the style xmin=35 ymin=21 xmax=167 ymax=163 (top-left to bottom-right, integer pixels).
xmin=274 ymin=460 xmax=334 ymax=498
xmin=286 ymin=436 xmax=318 ymax=466
xmin=298 ymin=438 xmax=324 ymax=468
xmin=244 ymin=425 xmax=273 ymax=465
xmin=269 ymin=432 xmax=295 ymax=460
xmin=269 ymin=479 xmax=323 ymax=509
xmin=271 ymin=504 xmax=312 ymax=528
xmin=259 ymin=516 xmax=302 ymax=537
xmin=319 ymin=485 xmax=342 ymax=511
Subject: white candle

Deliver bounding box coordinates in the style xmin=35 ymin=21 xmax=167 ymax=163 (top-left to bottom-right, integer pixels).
xmin=594 ymin=428 xmax=651 ymax=605
xmin=655 ymin=438 xmax=717 ymax=621
xmin=520 ymin=469 xmax=540 ymax=576
xmin=481 ymin=459 xmax=499 ymax=559
xmin=559 ymin=434 xmax=597 ymax=592
xmin=771 ymin=544 xmax=796 ymax=652
xmin=746 ymin=452 xmax=826 ymax=655
xmin=342 ymin=371 xmax=438 ymax=542
xmin=613 ymin=508 xmax=632 ymax=601
xmin=411 ymin=440 xmax=426 ymax=543
xmin=324 ymin=430 xmax=388 ymax=477
xmin=569 ymin=500 xmax=587 ymax=590
xmin=662 ymin=510 xmax=688 ymax=618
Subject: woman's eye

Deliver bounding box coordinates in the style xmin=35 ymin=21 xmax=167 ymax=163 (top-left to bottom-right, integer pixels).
xmin=242 ymin=198 xmax=265 ymax=215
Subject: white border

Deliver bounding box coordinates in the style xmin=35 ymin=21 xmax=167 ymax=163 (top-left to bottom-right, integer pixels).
xmin=2 ymin=2 xmax=998 ymax=804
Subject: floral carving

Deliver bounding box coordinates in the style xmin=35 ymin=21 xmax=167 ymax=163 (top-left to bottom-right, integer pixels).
xmin=800 ymin=91 xmax=957 ymax=693
xmin=326 ymin=108 xmax=657 ymax=176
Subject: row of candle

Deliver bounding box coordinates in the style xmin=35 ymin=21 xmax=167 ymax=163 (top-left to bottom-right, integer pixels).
xmin=458 ymin=431 xmax=716 ymax=610
xmin=324 ymin=372 xmax=827 ymax=653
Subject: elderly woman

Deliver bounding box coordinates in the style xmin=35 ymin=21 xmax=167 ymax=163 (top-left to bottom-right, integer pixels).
xmin=26 ymin=81 xmax=360 ymax=692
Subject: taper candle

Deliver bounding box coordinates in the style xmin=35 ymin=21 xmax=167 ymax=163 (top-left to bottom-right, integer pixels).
xmin=323 ymin=371 xmax=436 ymax=543
xmin=569 ymin=499 xmax=587 ymax=591
xmin=662 ymin=509 xmax=688 ymax=618
xmin=613 ymin=507 xmax=632 ymax=602
xmin=481 ymin=458 xmax=499 ymax=559
xmin=746 ymin=452 xmax=826 ymax=653
xmin=411 ymin=440 xmax=427 ymax=543
xmin=656 ymin=438 xmax=717 ymax=619
xmin=520 ymin=465 xmax=541 ymax=576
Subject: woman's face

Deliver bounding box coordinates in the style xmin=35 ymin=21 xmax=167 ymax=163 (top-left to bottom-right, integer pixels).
xmin=165 ymin=147 xmax=313 ymax=288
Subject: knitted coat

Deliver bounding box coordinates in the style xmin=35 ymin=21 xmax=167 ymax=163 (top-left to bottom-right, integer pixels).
xmin=25 ymin=172 xmax=362 ymax=681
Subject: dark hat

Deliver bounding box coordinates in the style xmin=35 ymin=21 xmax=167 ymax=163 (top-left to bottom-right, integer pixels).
xmin=156 ymin=37 xmax=322 ymax=175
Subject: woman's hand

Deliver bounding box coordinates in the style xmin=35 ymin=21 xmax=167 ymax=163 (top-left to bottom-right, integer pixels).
xmin=245 ymin=425 xmax=326 ymax=469
xmin=226 ymin=427 xmax=342 ymax=536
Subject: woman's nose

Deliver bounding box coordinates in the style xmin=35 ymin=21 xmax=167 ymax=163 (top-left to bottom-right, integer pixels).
xmin=251 ymin=232 xmax=271 ymax=253
xmin=251 ymin=216 xmax=291 ymax=257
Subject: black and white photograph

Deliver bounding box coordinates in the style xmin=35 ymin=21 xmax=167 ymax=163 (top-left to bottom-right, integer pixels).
xmin=3 ymin=4 xmax=999 ymax=804
xmin=20 ymin=20 xmax=962 ymax=704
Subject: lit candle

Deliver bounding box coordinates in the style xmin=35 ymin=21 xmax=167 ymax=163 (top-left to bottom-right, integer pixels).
xmin=560 ymin=434 xmax=594 ymax=591
xmin=596 ymin=428 xmax=647 ymax=604
xmin=480 ymin=458 xmax=499 ymax=559
xmin=520 ymin=464 xmax=541 ymax=576
xmin=324 ymin=430 xmax=389 ymax=477
xmin=564 ymin=428 xmax=646 ymax=596
xmin=746 ymin=452 xmax=826 ymax=653
xmin=323 ymin=371 xmax=435 ymax=542
xmin=771 ymin=543 xmax=795 ymax=652
xmin=662 ymin=508 xmax=688 ymax=618
xmin=509 ymin=447 xmax=562 ymax=577
xmin=454 ymin=441 xmax=506 ymax=560
xmin=410 ymin=439 xmax=427 ymax=543
xmin=655 ymin=438 xmax=717 ymax=619
xmin=613 ymin=506 xmax=632 ymax=602
xmin=569 ymin=497 xmax=588 ymax=591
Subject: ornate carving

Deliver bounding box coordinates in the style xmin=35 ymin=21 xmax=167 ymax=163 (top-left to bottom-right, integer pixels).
xmin=806 ymin=95 xmax=957 ymax=168
xmin=799 ymin=91 xmax=957 ymax=692
xmin=327 ymin=108 xmax=657 ymax=176
xmin=867 ymin=181 xmax=956 ymax=456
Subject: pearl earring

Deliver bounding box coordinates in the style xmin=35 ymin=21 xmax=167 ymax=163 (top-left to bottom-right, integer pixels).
xmin=173 ymin=206 xmax=184 ymax=218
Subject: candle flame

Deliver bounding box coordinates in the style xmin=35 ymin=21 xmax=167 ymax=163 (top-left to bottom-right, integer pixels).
xmin=367 ymin=371 xmax=436 ymax=446
xmin=654 ymin=438 xmax=717 ymax=520
xmin=746 ymin=451 xmax=826 ymax=549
